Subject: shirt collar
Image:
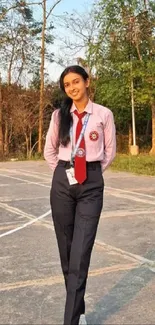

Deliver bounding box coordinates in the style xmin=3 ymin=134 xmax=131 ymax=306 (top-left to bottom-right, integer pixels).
xmin=70 ymin=99 xmax=93 ymax=114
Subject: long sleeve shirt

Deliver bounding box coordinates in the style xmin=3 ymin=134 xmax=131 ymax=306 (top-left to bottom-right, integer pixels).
xmin=44 ymin=99 xmax=116 ymax=172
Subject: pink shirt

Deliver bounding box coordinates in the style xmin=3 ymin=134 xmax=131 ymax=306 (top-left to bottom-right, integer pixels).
xmin=44 ymin=99 xmax=116 ymax=172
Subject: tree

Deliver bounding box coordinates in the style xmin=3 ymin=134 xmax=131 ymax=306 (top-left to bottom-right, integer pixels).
xmin=12 ymin=89 xmax=39 ymax=158
xmin=38 ymin=0 xmax=62 ymax=154
xmin=53 ymin=9 xmax=99 ymax=99
xmin=0 ymin=1 xmax=40 ymax=155
xmin=0 ymin=73 xmax=3 ymax=157
xmin=85 ymin=0 xmax=155 ymax=153
xmin=53 ymin=8 xmax=98 ymax=70
xmin=0 ymin=1 xmax=39 ymax=85
xmin=0 ymin=0 xmax=62 ymax=155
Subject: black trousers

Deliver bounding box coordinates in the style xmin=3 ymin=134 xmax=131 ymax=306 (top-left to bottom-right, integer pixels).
xmin=50 ymin=160 xmax=104 ymax=325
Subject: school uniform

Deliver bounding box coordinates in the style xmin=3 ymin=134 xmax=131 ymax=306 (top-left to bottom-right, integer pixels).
xmin=44 ymin=99 xmax=116 ymax=325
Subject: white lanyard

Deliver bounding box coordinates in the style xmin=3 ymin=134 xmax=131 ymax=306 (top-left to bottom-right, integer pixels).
xmin=70 ymin=113 xmax=90 ymax=166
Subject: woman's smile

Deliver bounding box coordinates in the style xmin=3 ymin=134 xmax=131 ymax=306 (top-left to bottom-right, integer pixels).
xmin=71 ymin=90 xmax=79 ymax=96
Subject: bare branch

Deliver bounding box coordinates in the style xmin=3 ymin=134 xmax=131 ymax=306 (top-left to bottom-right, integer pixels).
xmin=26 ymin=2 xmax=42 ymax=4
xmin=0 ymin=2 xmax=42 ymax=20
xmin=0 ymin=5 xmax=18 ymax=20
xmin=46 ymin=0 xmax=61 ymax=20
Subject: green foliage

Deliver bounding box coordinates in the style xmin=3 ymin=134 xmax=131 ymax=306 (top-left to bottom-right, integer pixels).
xmin=111 ymin=154 xmax=155 ymax=176
xmin=30 ymin=69 xmax=41 ymax=90
xmin=0 ymin=1 xmax=40 ymax=82
xmin=50 ymin=87 xmax=66 ymax=108
xmin=31 ymin=152 xmax=44 ymax=160
xmin=16 ymin=3 xmax=33 ymax=21
xmin=86 ymin=0 xmax=155 ymax=142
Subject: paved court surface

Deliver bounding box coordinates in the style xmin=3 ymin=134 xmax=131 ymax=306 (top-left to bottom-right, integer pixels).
xmin=0 ymin=160 xmax=155 ymax=325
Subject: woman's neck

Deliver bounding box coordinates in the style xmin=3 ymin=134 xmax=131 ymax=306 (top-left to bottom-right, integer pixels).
xmin=74 ymin=97 xmax=89 ymax=113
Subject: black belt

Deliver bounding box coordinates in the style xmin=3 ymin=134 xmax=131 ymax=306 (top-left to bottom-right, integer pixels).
xmin=58 ymin=160 xmax=101 ymax=170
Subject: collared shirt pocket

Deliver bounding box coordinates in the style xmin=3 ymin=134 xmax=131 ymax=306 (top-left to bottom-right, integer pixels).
xmin=85 ymin=121 xmax=104 ymax=154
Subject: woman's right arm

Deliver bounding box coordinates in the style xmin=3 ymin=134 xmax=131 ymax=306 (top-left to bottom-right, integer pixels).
xmin=44 ymin=109 xmax=59 ymax=171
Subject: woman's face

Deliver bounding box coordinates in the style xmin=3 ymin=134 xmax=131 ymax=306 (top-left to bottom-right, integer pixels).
xmin=63 ymin=72 xmax=89 ymax=102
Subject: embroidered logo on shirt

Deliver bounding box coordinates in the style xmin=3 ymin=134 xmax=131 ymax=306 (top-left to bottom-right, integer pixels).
xmin=76 ymin=148 xmax=85 ymax=157
xmin=89 ymin=131 xmax=99 ymax=141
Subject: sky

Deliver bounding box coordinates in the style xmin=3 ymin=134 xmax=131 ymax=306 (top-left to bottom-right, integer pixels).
xmin=33 ymin=0 xmax=95 ymax=83
xmin=50 ymin=0 xmax=94 ymax=15
xmin=33 ymin=0 xmax=95 ymax=19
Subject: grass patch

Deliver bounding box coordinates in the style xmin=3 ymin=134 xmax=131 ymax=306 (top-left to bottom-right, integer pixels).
xmin=111 ymin=154 xmax=155 ymax=176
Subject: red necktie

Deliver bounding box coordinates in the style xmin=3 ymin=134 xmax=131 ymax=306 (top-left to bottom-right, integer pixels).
xmin=74 ymin=111 xmax=87 ymax=184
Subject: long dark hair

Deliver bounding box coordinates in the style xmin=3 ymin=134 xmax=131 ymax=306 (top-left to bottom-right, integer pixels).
xmin=58 ymin=65 xmax=89 ymax=146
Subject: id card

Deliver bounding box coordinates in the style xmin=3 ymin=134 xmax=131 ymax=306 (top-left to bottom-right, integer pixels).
xmin=66 ymin=168 xmax=78 ymax=185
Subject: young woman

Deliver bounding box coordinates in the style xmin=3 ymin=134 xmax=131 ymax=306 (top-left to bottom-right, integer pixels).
xmin=44 ymin=65 xmax=116 ymax=325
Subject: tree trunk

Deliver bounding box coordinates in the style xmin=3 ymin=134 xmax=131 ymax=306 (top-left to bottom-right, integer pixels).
xmin=128 ymin=123 xmax=132 ymax=151
xmin=8 ymin=54 xmax=14 ymax=85
xmin=38 ymin=0 xmax=61 ymax=153
xmin=130 ymin=64 xmax=137 ymax=146
xmin=28 ymin=130 xmax=32 ymax=159
xmin=8 ymin=38 xmax=16 ymax=85
xmin=145 ymin=119 xmax=151 ymax=141
xmin=38 ymin=0 xmax=46 ymax=154
xmin=149 ymin=103 xmax=155 ymax=155
xmin=144 ymin=0 xmax=147 ymax=10
xmin=0 ymin=73 xmax=3 ymax=158
xmin=8 ymin=68 xmax=12 ymax=86
xmin=25 ymin=134 xmax=29 ymax=158
xmin=4 ymin=120 xmax=9 ymax=156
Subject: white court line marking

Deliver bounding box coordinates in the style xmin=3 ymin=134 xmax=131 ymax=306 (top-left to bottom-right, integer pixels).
xmin=95 ymin=240 xmax=155 ymax=271
xmin=0 ymin=168 xmax=50 ymax=182
xmin=106 ymin=186 xmax=155 ymax=199
xmin=0 ymin=224 xmax=24 ymax=231
xmin=1 ymin=221 xmax=27 ymax=225
xmin=0 ymin=202 xmax=43 ymax=221
xmin=0 ymin=169 xmax=154 ymax=272
xmin=0 ymin=170 xmax=154 ymax=200
xmin=0 ymin=209 xmax=52 ymax=238
xmin=0 ymin=183 xmax=36 ymax=187
xmin=0 ymin=213 xmax=154 ymax=272
xmin=109 ymin=192 xmax=155 ymax=206
xmin=0 ymin=184 xmax=15 ymax=187
xmin=1 ymin=167 xmax=155 ymax=197
xmin=18 ymin=168 xmax=51 ymax=177
xmin=1 ymin=218 xmax=29 ymax=226
xmin=0 ymin=263 xmax=138 ymax=292
xmin=0 ymin=182 xmax=50 ymax=187
xmin=100 ymin=209 xmax=155 ymax=218
xmin=0 ymin=196 xmax=49 ymax=202
xmin=0 ymin=173 xmax=50 ymax=188
xmin=0 ymin=201 xmax=52 ymax=227
xmin=1 ymin=203 xmax=155 ymax=272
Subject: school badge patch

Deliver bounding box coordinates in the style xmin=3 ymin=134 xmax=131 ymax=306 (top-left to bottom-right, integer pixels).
xmin=76 ymin=148 xmax=85 ymax=157
xmin=89 ymin=131 xmax=99 ymax=141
